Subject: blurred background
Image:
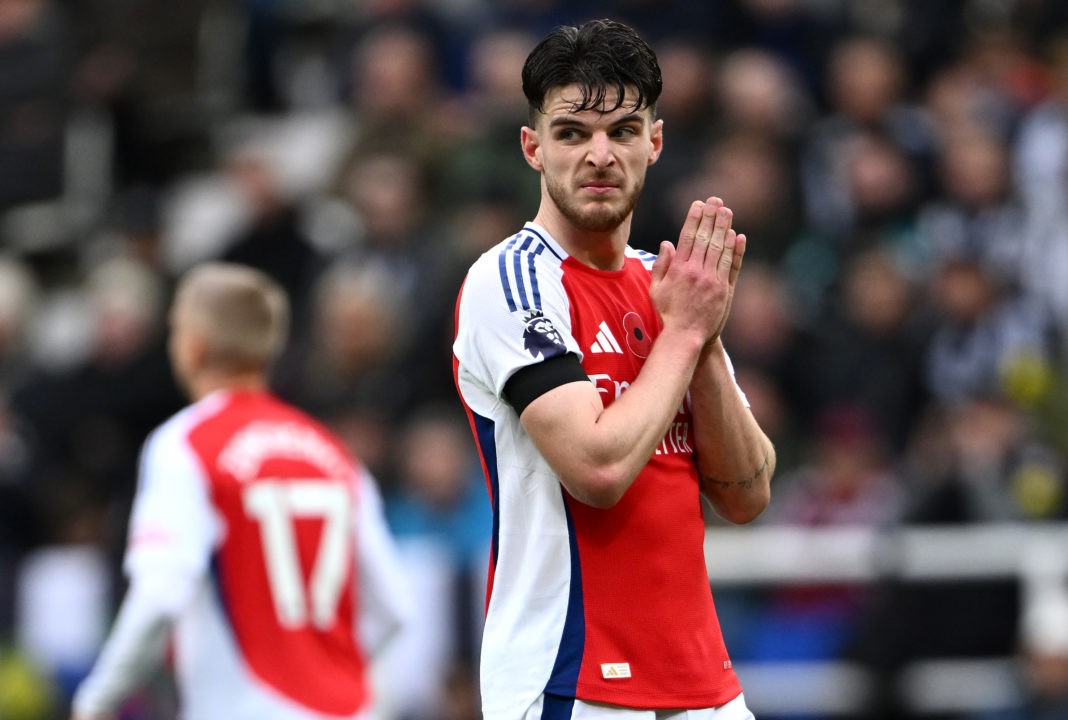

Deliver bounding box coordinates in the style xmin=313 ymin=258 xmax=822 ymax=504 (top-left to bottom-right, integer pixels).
xmin=0 ymin=0 xmax=1067 ymax=718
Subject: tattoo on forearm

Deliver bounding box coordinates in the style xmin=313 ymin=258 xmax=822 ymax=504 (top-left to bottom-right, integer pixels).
xmin=703 ymin=453 xmax=768 ymax=491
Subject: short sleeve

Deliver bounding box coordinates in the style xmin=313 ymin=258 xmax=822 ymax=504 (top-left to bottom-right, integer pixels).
xmin=454 ymin=242 xmax=583 ymax=405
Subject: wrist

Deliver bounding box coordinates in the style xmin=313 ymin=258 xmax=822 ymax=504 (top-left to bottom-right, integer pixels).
xmin=657 ymin=325 xmax=708 ymax=359
xmin=700 ymin=336 xmax=725 ymax=362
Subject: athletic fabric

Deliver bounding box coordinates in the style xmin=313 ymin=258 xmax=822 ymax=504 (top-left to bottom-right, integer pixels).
xmin=454 ymin=223 xmax=744 ymax=720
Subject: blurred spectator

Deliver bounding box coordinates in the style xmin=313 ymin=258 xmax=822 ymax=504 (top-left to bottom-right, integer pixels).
xmin=762 ymin=404 xmax=904 ymax=530
xmin=0 ymin=255 xmax=40 ymax=391
xmin=328 ymin=149 xmax=460 ymax=406
xmin=289 ymin=261 xmax=417 ymax=432
xmin=922 ymin=240 xmax=1057 ymax=408
xmin=0 ymin=0 xmax=69 ymax=214
xmin=917 ymin=126 xmax=1023 ymax=283
xmin=799 ymin=33 xmax=937 ymax=242
xmin=718 ymin=260 xmax=804 ymax=471
xmin=923 ymin=24 xmax=1044 ymax=145
xmin=791 ymin=246 xmax=931 ymax=454
xmin=715 ymin=46 xmax=815 ymax=151
xmin=9 ymin=256 xmax=182 ymax=554
xmin=1016 ymin=31 xmax=1068 ymax=342
xmin=335 ymin=22 xmax=454 ymax=186
xmin=215 ymin=134 xmax=332 ymax=392
xmin=436 ymin=26 xmax=541 ymax=214
xmin=386 ymin=403 xmax=490 ymax=601
xmin=711 ymin=0 xmax=836 ymax=91
xmin=787 ymin=132 xmax=926 ymax=323
xmin=70 ymin=0 xmax=214 ymax=189
xmin=380 ymin=403 xmax=490 ymax=720
xmin=680 ymin=130 xmax=803 ymax=265
xmin=630 ymin=35 xmax=721 ymax=250
xmin=1013 ymin=31 xmax=1068 ymax=214
xmin=0 ymin=255 xmax=40 ymax=642
xmin=902 ymin=395 xmax=1065 ymax=525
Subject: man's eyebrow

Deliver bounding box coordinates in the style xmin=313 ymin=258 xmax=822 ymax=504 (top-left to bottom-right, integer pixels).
xmin=547 ymin=113 xmax=645 ymax=129
xmin=548 ymin=116 xmax=587 ymax=129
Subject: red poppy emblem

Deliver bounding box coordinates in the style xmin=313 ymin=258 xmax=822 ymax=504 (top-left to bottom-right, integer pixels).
xmin=623 ymin=312 xmax=652 ymax=358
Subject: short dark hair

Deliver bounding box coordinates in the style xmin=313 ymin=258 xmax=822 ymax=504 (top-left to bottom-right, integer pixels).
xmin=522 ymin=19 xmax=662 ymax=124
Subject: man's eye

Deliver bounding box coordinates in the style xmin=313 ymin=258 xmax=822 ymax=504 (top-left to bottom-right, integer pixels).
xmin=614 ymin=126 xmax=638 ymax=138
xmin=557 ymin=129 xmax=581 ymax=141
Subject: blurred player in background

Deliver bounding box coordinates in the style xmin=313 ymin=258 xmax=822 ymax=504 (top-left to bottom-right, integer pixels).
xmin=453 ymin=18 xmax=775 ymax=720
xmin=71 ymin=262 xmax=411 ymax=720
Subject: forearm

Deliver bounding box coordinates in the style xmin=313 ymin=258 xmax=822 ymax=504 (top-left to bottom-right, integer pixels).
xmin=71 ymin=576 xmax=181 ymax=719
xmin=357 ymin=472 xmax=413 ymax=657
xmin=690 ymin=340 xmax=774 ymax=523
xmin=522 ymin=326 xmax=706 ymax=507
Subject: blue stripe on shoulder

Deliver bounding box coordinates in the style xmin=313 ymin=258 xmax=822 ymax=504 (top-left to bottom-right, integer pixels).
xmin=511 ymin=234 xmax=533 ymax=310
xmin=634 ymin=248 xmax=657 ymax=268
xmin=524 ymin=226 xmax=563 ymax=261
xmin=497 ymin=230 xmax=555 ymax=313
xmin=497 ymin=233 xmax=522 ymax=312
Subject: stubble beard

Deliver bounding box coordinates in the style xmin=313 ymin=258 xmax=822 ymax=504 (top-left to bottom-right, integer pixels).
xmin=546 ymin=173 xmax=644 ymax=234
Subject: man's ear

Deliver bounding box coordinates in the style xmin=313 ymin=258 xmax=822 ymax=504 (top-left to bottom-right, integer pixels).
xmin=186 ymin=331 xmax=211 ymax=373
xmin=521 ymin=126 xmax=543 ymax=171
xmin=648 ymin=118 xmax=664 ymax=166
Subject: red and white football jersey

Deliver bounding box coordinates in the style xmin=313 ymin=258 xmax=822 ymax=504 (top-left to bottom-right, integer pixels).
xmin=75 ymin=388 xmax=408 ymax=720
xmin=453 ymin=223 xmax=744 ymax=720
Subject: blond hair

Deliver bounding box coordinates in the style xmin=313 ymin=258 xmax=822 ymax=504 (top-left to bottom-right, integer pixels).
xmin=174 ymin=262 xmax=289 ymax=373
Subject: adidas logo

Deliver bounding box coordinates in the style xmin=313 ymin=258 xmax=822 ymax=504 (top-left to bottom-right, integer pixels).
xmin=601 ymin=662 xmax=631 ymax=679
xmin=589 ymin=321 xmax=623 ymax=354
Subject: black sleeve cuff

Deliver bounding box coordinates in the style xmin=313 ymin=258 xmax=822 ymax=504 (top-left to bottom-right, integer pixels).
xmin=503 ymin=353 xmax=588 ymax=416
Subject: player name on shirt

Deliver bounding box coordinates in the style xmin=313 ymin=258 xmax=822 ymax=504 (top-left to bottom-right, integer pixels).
xmin=219 ymin=420 xmax=351 ymax=482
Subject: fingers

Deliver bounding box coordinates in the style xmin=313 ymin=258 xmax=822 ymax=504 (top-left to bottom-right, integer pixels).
xmin=676 ymin=196 xmax=744 ymax=285
xmin=729 ymin=233 xmax=747 ymax=287
xmin=717 ymin=227 xmax=736 ymax=279
xmin=700 ymin=199 xmax=733 ymax=276
xmin=692 ymin=197 xmax=724 ymax=263
xmin=650 ymin=240 xmax=674 ymax=284
xmin=675 ymin=201 xmax=704 ymax=261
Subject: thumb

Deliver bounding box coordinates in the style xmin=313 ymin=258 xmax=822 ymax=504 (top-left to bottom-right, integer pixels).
xmin=651 ymin=241 xmax=674 ymax=284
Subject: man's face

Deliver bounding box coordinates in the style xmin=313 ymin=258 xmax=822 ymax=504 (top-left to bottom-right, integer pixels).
xmin=523 ymin=84 xmax=662 ymax=233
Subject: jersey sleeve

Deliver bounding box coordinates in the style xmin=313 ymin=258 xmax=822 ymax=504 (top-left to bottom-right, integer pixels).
xmin=74 ymin=418 xmax=216 ymax=718
xmin=70 ymin=577 xmax=175 ymax=717
xmin=124 ymin=419 xmax=219 ymax=584
xmin=454 ymin=248 xmax=582 ymax=402
xmin=354 ymin=468 xmax=412 ymax=656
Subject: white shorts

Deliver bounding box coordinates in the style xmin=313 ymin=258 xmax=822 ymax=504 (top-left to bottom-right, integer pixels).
xmin=520 ymin=693 xmax=756 ymax=720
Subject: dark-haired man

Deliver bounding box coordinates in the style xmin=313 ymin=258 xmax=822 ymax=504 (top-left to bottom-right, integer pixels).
xmin=453 ymin=18 xmax=775 ymax=720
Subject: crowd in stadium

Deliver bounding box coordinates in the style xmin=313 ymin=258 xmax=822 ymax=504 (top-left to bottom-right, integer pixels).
xmin=1 ymin=0 xmax=1068 ymax=718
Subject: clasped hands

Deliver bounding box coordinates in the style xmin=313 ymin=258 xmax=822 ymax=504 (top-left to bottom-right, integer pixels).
xmin=650 ymin=196 xmax=746 ymax=347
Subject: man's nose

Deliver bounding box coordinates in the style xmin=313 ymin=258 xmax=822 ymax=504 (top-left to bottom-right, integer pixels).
xmin=586 ymin=132 xmax=615 ymax=168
